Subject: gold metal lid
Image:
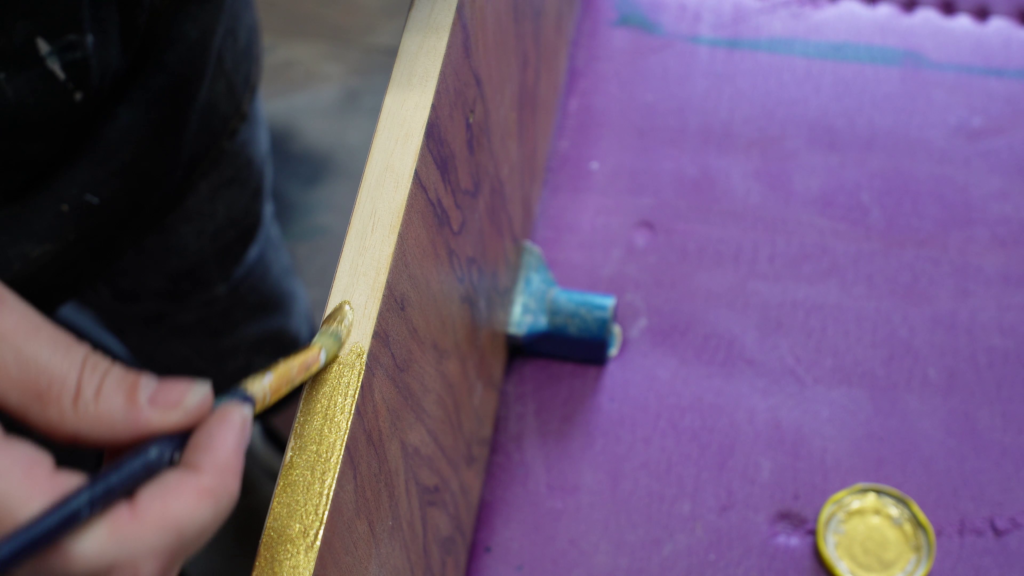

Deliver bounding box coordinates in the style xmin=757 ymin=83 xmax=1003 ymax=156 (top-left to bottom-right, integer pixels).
xmin=816 ymin=483 xmax=936 ymax=576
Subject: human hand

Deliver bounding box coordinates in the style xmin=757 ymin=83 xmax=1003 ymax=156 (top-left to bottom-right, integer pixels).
xmin=0 ymin=282 xmax=252 ymax=576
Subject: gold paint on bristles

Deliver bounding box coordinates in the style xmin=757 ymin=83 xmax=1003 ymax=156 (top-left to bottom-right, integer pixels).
xmin=321 ymin=300 xmax=355 ymax=332
xmin=252 ymin=345 xmax=367 ymax=576
xmin=239 ymin=302 xmax=355 ymax=414
xmin=239 ymin=348 xmax=326 ymax=414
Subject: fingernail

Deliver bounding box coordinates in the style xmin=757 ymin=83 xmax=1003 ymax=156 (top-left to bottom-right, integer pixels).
xmin=147 ymin=378 xmax=213 ymax=411
xmin=227 ymin=401 xmax=254 ymax=451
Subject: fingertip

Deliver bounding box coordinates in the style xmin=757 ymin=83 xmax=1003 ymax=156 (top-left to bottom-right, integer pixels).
xmin=145 ymin=376 xmax=214 ymax=417
xmin=180 ymin=399 xmax=253 ymax=472
xmin=172 ymin=400 xmax=252 ymax=536
xmin=46 ymin=401 xmax=255 ymax=574
xmin=224 ymin=400 xmax=255 ymax=446
xmin=120 ymin=376 xmax=208 ymax=436
xmin=84 ymin=375 xmax=214 ymax=446
xmin=218 ymin=399 xmax=255 ymax=443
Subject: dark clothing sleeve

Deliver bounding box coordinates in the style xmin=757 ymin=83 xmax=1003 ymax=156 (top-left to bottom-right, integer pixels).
xmin=0 ymin=0 xmax=264 ymax=312
xmin=0 ymin=1 xmax=317 ymax=472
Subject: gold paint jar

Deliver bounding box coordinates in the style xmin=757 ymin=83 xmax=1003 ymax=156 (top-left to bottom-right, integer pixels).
xmin=816 ymin=484 xmax=935 ymax=576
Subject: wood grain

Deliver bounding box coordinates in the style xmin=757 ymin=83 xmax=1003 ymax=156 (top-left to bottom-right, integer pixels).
xmin=254 ymin=0 xmax=579 ymax=574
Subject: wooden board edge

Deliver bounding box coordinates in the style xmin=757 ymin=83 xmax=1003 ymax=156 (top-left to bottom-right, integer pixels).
xmin=252 ymin=1 xmax=458 ymax=574
xmin=309 ymin=0 xmax=581 ymax=573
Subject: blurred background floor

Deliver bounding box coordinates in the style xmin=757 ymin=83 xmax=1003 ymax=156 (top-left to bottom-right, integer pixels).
xmin=186 ymin=1 xmax=410 ymax=574
xmin=262 ymin=0 xmax=410 ymax=316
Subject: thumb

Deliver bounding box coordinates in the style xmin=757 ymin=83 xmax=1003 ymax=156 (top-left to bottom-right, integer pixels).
xmin=0 ymin=282 xmax=213 ymax=445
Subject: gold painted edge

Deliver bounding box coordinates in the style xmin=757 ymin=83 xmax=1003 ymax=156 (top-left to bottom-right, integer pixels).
xmin=252 ymin=0 xmax=461 ymax=571
xmin=815 ymin=483 xmax=937 ymax=576
xmin=252 ymin=345 xmax=367 ymax=576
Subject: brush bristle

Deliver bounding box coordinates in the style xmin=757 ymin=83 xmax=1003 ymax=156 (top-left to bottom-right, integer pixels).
xmin=315 ymin=301 xmax=355 ymax=358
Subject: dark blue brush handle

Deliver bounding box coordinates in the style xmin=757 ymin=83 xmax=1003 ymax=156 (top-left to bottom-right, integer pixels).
xmin=0 ymin=432 xmax=189 ymax=574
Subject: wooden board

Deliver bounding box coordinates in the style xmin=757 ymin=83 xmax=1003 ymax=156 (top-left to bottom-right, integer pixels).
xmin=253 ymin=0 xmax=579 ymax=574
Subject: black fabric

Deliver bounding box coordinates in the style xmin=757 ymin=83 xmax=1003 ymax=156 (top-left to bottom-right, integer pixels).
xmin=0 ymin=0 xmax=263 ymax=312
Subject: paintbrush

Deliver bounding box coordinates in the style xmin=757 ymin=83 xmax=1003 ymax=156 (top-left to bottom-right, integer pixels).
xmin=0 ymin=302 xmax=354 ymax=574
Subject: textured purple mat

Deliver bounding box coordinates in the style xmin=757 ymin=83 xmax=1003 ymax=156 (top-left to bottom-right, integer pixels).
xmin=467 ymin=1 xmax=1024 ymax=574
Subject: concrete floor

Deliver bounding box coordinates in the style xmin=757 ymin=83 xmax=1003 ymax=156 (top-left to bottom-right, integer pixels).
xmin=185 ymin=1 xmax=410 ymax=574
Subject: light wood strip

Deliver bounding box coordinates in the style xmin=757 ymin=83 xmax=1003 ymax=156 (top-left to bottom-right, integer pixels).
xmin=255 ymin=0 xmax=579 ymax=573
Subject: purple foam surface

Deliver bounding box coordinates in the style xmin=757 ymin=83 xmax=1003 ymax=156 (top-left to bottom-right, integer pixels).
xmin=468 ymin=1 xmax=1024 ymax=574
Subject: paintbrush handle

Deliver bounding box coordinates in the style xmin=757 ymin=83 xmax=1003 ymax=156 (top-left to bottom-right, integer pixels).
xmin=0 ymin=301 xmax=354 ymax=574
xmin=0 ymin=349 xmax=330 ymax=573
xmin=0 ymin=432 xmax=189 ymax=573
xmin=0 ymin=350 xmax=330 ymax=573
xmin=0 ymin=389 xmax=260 ymax=574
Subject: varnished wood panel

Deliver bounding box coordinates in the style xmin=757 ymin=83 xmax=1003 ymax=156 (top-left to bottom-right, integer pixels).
xmin=254 ymin=0 xmax=579 ymax=574
xmin=313 ymin=2 xmax=579 ymax=574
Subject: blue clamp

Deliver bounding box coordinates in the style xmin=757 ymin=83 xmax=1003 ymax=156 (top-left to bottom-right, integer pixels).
xmin=507 ymin=241 xmax=621 ymax=364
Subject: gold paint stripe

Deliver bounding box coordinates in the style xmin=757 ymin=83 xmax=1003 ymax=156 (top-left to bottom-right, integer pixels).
xmin=252 ymin=345 xmax=367 ymax=576
xmin=253 ymin=0 xmax=461 ymax=571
